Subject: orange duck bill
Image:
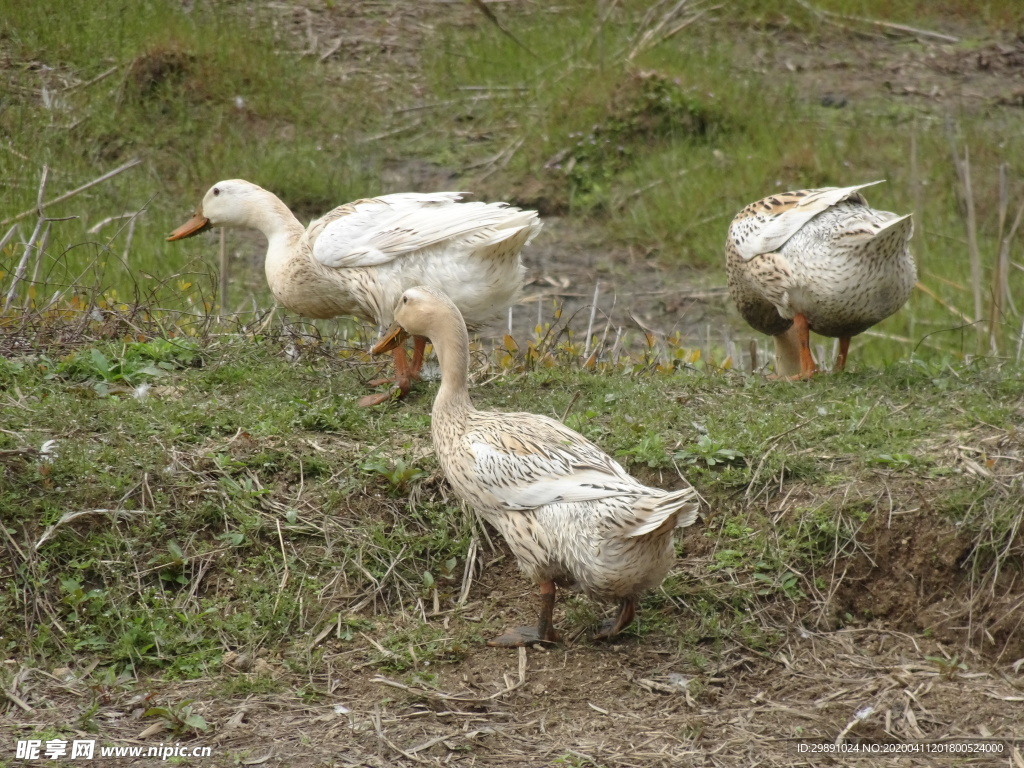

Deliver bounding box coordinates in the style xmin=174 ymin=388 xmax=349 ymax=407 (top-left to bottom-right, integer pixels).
xmin=166 ymin=211 xmax=212 ymax=241
xmin=371 ymin=323 xmax=410 ymax=355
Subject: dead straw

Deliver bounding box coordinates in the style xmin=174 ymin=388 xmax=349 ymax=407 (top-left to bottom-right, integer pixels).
xmin=582 ymin=281 xmax=600 ymax=359
xmin=793 ymin=0 xmax=959 ymax=43
xmin=989 ymin=164 xmax=1009 ymax=353
xmin=219 ymin=227 xmax=229 ymax=315
xmin=3 ymin=167 xmax=50 ymax=313
xmin=0 ymin=158 xmax=140 ymax=229
xmin=465 ymin=0 xmax=537 ymax=58
xmin=946 ymin=122 xmax=985 ymax=349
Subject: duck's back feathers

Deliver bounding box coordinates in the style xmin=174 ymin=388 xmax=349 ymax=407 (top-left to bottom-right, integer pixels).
xmin=726 ymin=180 xmax=916 ymax=343
xmin=729 ymin=181 xmax=883 ymax=261
xmin=463 ymin=412 xmax=640 ymax=509
xmin=453 ymin=410 xmax=698 ymax=541
xmin=310 ymin=193 xmax=540 ymax=270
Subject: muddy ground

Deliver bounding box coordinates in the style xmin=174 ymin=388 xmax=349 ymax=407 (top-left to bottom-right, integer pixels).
xmin=6 ymin=3 xmax=1024 ymax=766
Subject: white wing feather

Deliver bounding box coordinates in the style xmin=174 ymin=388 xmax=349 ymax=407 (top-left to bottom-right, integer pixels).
xmin=464 ymin=414 xmax=698 ymax=539
xmin=311 ymin=193 xmax=536 ymax=269
xmin=626 ymin=488 xmax=699 ymax=537
xmin=734 ymin=180 xmax=885 ymax=261
xmin=467 ymin=437 xmax=639 ymax=511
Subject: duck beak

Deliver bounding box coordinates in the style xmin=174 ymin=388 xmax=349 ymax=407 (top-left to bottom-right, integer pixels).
xmin=166 ymin=210 xmax=212 ymax=241
xmin=372 ymin=323 xmax=409 ymax=355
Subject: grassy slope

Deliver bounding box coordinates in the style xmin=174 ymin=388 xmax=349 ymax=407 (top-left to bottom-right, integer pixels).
xmin=2 ymin=0 xmax=1023 ymax=361
xmin=2 ymin=336 xmax=1021 ymax=677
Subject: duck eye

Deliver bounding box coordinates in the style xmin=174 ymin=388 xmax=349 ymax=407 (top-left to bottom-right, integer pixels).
xmin=213 ymin=187 xmax=220 ymax=196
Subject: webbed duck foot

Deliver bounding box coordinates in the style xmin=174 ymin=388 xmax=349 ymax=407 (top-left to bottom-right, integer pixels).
xmin=592 ymin=597 xmax=636 ymax=641
xmin=487 ymin=626 xmax=558 ymax=648
xmin=357 ymin=389 xmax=400 ymax=407
xmin=360 ymin=337 xmax=422 ymax=406
xmin=488 ymin=582 xmax=558 ymax=647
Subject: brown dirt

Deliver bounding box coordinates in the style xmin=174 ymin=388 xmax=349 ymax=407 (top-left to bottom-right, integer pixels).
xmin=9 ymin=549 xmax=1024 ymax=767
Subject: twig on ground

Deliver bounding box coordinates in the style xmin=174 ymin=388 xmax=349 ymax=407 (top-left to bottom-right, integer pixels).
xmin=35 ymin=509 xmax=144 ymax=550
xmin=458 ymin=535 xmax=479 ymax=605
xmin=64 ymin=65 xmax=119 ymax=92
xmin=793 ymin=0 xmax=958 ymax=42
xmin=373 ymin=645 xmax=527 ymax=703
xmin=466 ymin=0 xmax=537 ymax=58
xmin=3 ymin=687 xmax=34 ymax=713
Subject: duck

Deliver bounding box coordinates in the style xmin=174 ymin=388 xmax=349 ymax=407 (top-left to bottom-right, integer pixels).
xmin=167 ymin=180 xmax=541 ymax=406
xmin=373 ymin=285 xmax=700 ymax=646
xmin=725 ymin=181 xmax=915 ymax=379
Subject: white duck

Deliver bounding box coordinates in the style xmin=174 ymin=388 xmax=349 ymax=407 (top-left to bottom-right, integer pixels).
xmin=725 ymin=181 xmax=915 ymax=379
xmin=374 ymin=285 xmax=700 ymax=646
xmin=168 ymin=180 xmax=541 ymax=405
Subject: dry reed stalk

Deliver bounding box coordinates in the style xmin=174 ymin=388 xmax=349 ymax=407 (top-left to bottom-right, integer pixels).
xmin=0 ymin=224 xmax=18 ymax=254
xmin=1004 ymin=210 xmax=1024 ymax=319
xmin=0 ymin=158 xmax=140 ymax=228
xmin=990 ymin=164 xmax=1009 ymax=353
xmin=3 ymin=167 xmax=49 ymax=313
xmin=910 ymin=123 xmax=928 ymax=267
xmin=627 ymin=0 xmax=712 ymax=62
xmin=121 ymin=216 xmax=137 ymax=264
xmin=582 ymin=282 xmax=600 ymax=359
xmin=793 ymin=0 xmax=958 ymax=42
xmin=219 ymin=227 xmax=228 ymax=315
xmin=912 ymin=281 xmax=974 ymax=325
xmin=998 ymin=192 xmax=1024 ymax=321
xmin=28 ymin=222 xmax=51 ymax=289
xmin=466 ymin=0 xmax=536 ymax=57
xmin=946 ymin=124 xmax=985 ymax=348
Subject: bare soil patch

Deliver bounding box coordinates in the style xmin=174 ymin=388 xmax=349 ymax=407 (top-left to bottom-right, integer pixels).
xmin=8 ymin=543 xmax=1023 ymax=767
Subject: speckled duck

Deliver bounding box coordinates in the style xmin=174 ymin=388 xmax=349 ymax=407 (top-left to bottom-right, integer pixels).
xmin=373 ymin=285 xmax=699 ymax=647
xmin=725 ymin=181 xmax=915 ymax=378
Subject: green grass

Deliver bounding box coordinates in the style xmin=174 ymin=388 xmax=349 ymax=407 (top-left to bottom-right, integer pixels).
xmin=2 ymin=333 xmax=1021 ymax=673
xmin=0 ymin=0 xmax=385 ymax=317
xmin=3 ymin=0 xmax=1023 ymax=367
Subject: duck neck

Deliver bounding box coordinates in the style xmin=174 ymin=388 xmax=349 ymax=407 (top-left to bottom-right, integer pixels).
xmin=432 ymin=315 xmax=475 ymax=417
xmin=773 ymin=324 xmax=803 ymax=378
xmin=251 ymin=193 xmax=306 ymax=276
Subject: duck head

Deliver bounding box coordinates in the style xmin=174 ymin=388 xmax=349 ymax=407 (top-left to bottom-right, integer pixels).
xmin=166 ymin=179 xmax=264 ymax=240
xmin=372 ymin=286 xmax=460 ymax=354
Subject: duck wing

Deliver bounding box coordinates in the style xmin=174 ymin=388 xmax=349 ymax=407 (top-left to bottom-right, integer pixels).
xmin=465 ymin=413 xmax=641 ymax=509
xmin=464 ymin=413 xmax=698 ymax=538
xmin=730 ymin=181 xmax=885 ymax=261
xmin=309 ymin=192 xmax=537 ymax=269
